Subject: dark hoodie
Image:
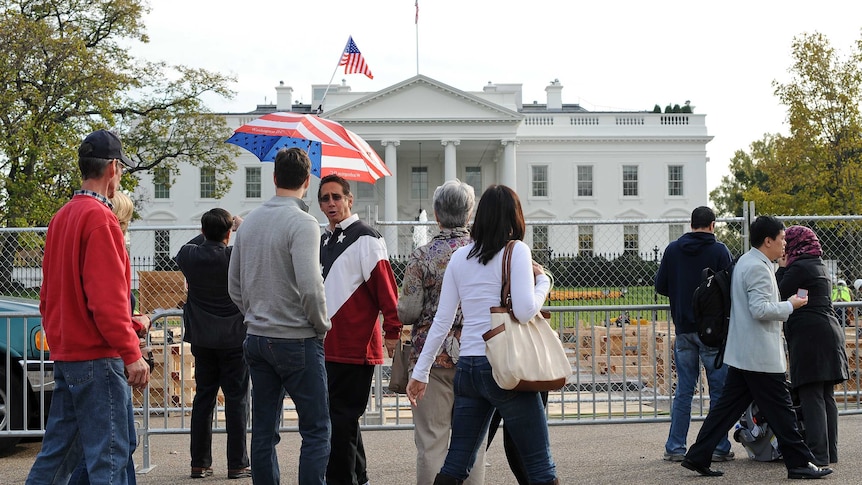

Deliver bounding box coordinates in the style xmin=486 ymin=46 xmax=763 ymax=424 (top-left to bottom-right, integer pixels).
xmin=654 ymin=231 xmax=733 ymax=334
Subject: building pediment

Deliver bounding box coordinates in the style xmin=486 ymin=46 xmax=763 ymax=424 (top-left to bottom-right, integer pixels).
xmin=526 ymin=208 xmax=556 ymax=219
xmin=325 ymin=75 xmax=522 ymax=123
xmin=615 ymin=208 xmax=649 ymax=219
xmin=571 ymin=208 xmax=602 ymax=219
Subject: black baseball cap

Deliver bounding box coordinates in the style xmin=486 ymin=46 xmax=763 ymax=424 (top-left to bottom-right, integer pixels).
xmin=78 ymin=129 xmax=134 ymax=168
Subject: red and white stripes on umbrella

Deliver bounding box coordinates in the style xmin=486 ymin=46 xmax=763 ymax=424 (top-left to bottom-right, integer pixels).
xmin=230 ymin=112 xmax=391 ymax=183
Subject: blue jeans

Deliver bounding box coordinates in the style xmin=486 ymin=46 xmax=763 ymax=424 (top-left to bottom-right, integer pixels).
xmin=68 ymin=402 xmax=137 ymax=485
xmin=666 ymin=332 xmax=731 ymax=455
xmin=440 ymin=356 xmax=556 ymax=483
xmin=244 ymin=335 xmax=330 ymax=485
xmin=26 ymin=358 xmax=133 ymax=485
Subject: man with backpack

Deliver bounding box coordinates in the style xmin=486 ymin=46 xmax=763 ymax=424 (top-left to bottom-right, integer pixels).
xmin=681 ymin=215 xmax=832 ymax=479
xmin=655 ymin=206 xmax=734 ymax=463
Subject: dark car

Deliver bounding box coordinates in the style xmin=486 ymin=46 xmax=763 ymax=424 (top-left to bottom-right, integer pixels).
xmin=0 ymin=297 xmax=53 ymax=451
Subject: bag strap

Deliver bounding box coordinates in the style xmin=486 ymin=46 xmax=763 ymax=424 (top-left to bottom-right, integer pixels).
xmin=499 ymin=240 xmax=517 ymax=313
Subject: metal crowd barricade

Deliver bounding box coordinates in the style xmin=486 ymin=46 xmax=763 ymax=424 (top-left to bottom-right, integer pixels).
xmin=4 ymin=304 xmax=862 ymax=473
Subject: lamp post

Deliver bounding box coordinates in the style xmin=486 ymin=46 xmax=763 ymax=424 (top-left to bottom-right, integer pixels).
xmin=653 ymin=245 xmax=660 ymax=304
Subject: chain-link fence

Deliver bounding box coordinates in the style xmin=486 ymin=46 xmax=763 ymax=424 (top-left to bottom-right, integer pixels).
xmin=5 ymin=214 xmax=862 ymax=307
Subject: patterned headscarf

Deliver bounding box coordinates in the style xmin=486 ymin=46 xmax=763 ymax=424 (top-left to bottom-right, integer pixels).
xmin=784 ymin=225 xmax=822 ymax=267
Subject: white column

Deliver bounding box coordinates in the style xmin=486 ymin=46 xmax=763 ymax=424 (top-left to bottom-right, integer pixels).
xmin=441 ymin=139 xmax=460 ymax=182
xmin=501 ymin=139 xmax=518 ymax=189
xmin=381 ymin=140 xmax=400 ymax=255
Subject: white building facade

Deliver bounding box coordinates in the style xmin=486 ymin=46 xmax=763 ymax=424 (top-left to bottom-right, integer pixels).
xmin=133 ymin=75 xmax=711 ymax=258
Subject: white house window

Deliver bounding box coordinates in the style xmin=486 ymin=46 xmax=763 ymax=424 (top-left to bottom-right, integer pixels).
xmin=622 ymin=165 xmax=638 ymax=196
xmin=624 ymin=224 xmax=639 ymax=255
xmin=153 ymin=167 xmax=170 ymax=199
xmin=465 ymin=166 xmax=482 ymax=194
xmin=578 ymin=225 xmax=594 ymax=256
xmin=531 ymin=165 xmax=548 ymax=197
xmin=154 ymin=230 xmax=172 ymax=270
xmin=245 ymin=167 xmax=261 ymax=199
xmin=533 ymin=225 xmax=549 ymax=262
xmin=411 ymin=166 xmax=428 ymax=200
xmin=669 ymin=223 xmax=685 ymax=242
xmin=200 ymin=167 xmax=216 ymax=199
xmin=356 ymin=181 xmax=375 ymax=199
xmin=577 ymin=165 xmax=593 ymax=197
xmin=668 ymin=165 xmax=684 ymax=196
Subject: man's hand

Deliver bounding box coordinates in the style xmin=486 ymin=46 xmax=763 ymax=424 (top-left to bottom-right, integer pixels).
xmin=232 ymin=215 xmax=243 ymax=232
xmin=132 ymin=314 xmax=151 ymax=338
xmin=384 ymin=338 xmax=399 ymax=358
xmin=788 ymin=294 xmax=808 ymax=310
xmin=125 ymin=357 xmax=150 ymax=389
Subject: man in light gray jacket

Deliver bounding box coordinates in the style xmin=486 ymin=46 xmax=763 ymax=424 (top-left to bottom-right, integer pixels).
xmin=228 ymin=147 xmax=331 ymax=485
xmin=681 ymin=215 xmax=833 ymax=480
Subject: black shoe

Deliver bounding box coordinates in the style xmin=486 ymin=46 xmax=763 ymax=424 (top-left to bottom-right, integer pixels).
xmin=681 ymin=458 xmax=724 ymax=477
xmin=787 ymin=462 xmax=833 ymax=479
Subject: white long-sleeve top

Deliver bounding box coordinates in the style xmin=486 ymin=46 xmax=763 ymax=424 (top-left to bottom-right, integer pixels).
xmin=411 ymin=240 xmax=551 ymax=383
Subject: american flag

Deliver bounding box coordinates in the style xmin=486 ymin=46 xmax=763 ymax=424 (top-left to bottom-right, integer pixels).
xmin=339 ymin=36 xmax=373 ymax=79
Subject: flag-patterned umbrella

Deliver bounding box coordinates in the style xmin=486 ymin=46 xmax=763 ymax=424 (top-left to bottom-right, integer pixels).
xmin=225 ymin=112 xmax=391 ymax=184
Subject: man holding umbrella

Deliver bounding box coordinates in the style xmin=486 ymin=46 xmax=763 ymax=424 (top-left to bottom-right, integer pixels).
xmin=318 ymin=174 xmax=402 ymax=485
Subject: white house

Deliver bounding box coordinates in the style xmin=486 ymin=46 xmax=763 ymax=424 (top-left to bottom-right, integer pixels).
xmin=132 ymin=75 xmax=711 ymax=260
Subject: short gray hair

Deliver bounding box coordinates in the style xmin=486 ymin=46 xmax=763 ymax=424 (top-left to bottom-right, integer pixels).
xmin=433 ymin=179 xmax=475 ymax=229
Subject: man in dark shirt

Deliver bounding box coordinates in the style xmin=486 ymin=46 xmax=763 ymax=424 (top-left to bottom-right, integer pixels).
xmin=655 ymin=206 xmax=734 ymax=463
xmin=176 ymin=209 xmax=250 ymax=479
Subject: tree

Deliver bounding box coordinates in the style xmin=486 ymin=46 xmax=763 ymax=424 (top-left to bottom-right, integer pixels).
xmin=710 ymin=134 xmax=778 ymax=217
xmin=767 ymin=31 xmax=862 ymax=215
xmin=710 ymin=31 xmax=862 ymax=216
xmin=0 ymin=0 xmax=238 ymax=291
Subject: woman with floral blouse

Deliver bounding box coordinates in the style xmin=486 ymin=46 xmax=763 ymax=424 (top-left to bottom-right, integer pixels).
xmin=397 ymin=179 xmax=481 ymax=485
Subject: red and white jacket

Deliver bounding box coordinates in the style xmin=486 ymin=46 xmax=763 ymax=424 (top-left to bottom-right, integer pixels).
xmin=320 ymin=214 xmax=402 ymax=365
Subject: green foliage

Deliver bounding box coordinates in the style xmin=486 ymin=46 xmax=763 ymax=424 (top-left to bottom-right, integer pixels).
xmin=710 ymin=134 xmax=777 ymax=217
xmin=0 ymin=0 xmax=238 ymax=227
xmin=652 ymin=104 xmax=662 ymax=113
xmin=664 ymin=104 xmax=673 ymax=113
xmin=672 ymin=104 xmax=681 ymax=113
xmin=711 ymin=31 xmax=862 ymax=217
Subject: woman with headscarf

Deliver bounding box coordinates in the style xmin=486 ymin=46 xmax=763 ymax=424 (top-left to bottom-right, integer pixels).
xmin=776 ymin=225 xmax=849 ymax=466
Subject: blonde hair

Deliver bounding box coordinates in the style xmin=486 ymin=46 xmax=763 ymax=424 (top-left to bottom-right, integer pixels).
xmin=110 ymin=191 xmax=134 ymax=233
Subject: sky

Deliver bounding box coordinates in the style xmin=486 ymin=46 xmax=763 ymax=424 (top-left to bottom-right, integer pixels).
xmin=131 ymin=0 xmax=862 ymax=194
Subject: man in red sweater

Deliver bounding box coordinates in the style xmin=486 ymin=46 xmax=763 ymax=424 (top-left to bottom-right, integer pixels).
xmin=27 ymin=130 xmax=150 ymax=484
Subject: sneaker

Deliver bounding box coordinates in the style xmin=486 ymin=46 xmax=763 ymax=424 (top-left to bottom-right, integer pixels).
xmin=663 ymin=452 xmax=685 ymax=462
xmin=190 ymin=467 xmax=213 ymax=479
xmin=712 ymin=451 xmax=736 ymax=462
xmin=228 ymin=468 xmax=252 ymax=479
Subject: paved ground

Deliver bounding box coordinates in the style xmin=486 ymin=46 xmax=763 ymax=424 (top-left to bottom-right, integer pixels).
xmin=3 ymin=414 xmax=862 ymax=484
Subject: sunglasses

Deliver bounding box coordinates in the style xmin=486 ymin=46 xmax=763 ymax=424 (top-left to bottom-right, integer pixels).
xmin=318 ymin=193 xmax=346 ymax=203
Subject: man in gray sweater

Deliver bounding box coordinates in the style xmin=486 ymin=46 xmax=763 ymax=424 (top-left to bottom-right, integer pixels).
xmin=228 ymin=147 xmax=331 ymax=485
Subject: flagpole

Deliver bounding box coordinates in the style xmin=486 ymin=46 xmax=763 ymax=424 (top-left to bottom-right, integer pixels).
xmin=318 ymin=37 xmax=350 ymax=114
xmin=415 ymin=0 xmax=419 ymax=75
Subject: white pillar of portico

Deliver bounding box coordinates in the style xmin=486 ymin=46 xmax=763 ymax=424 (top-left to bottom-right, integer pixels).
xmin=441 ymin=139 xmax=460 ymax=182
xmin=381 ymin=139 xmax=400 ymax=255
xmin=501 ymin=139 xmax=518 ymax=189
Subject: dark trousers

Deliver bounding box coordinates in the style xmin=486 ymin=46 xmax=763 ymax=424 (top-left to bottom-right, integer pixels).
xmin=325 ymin=362 xmax=374 ymax=485
xmin=796 ymin=381 xmax=839 ymax=465
xmin=190 ymin=345 xmax=250 ymax=470
xmin=687 ymin=366 xmax=814 ymax=469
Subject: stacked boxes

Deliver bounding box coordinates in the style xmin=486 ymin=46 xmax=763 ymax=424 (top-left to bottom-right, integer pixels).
xmin=133 ymin=327 xmax=195 ymax=409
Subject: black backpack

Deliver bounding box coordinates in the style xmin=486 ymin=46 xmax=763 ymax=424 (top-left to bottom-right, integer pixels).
xmin=692 ymin=263 xmax=734 ymax=367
